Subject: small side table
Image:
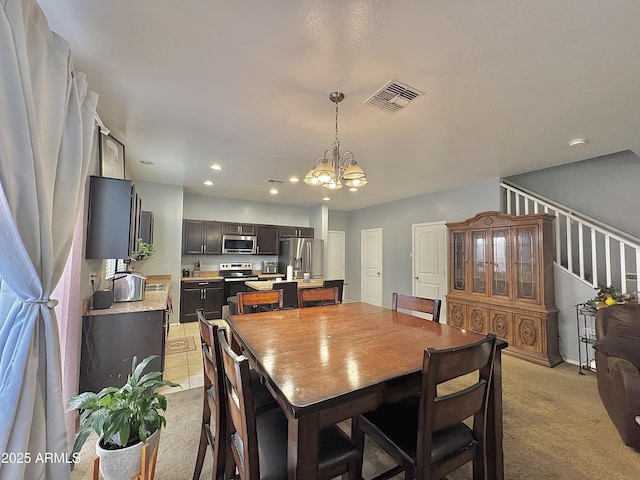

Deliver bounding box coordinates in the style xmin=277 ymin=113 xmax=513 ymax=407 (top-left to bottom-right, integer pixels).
xmin=576 ymin=303 xmax=597 ymax=374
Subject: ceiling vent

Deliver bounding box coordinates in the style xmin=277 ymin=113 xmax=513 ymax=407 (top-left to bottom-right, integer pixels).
xmin=365 ymin=79 xmax=424 ymax=113
xmin=264 ymin=178 xmax=285 ymax=185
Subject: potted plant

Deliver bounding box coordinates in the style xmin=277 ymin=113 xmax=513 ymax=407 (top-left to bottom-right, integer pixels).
xmin=67 ymin=355 xmax=179 ymax=479
xmin=135 ymin=238 xmax=154 ymax=261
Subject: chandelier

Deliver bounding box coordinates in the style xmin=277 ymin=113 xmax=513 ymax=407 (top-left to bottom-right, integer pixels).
xmin=303 ymin=91 xmax=367 ymax=190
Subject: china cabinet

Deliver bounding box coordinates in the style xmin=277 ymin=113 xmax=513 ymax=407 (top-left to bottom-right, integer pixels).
xmin=446 ymin=211 xmax=561 ymax=367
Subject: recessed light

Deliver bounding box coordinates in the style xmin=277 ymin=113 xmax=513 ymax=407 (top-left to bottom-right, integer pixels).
xmin=140 ymin=160 xmax=154 ymax=165
xmin=269 ymin=188 xmax=278 ymax=195
xmin=289 ymin=176 xmax=299 ymax=183
xmin=323 ymin=197 xmax=330 ymax=201
xmin=204 ymin=180 xmax=213 ymax=186
xmin=568 ymin=138 xmax=587 ymax=147
xmin=349 ymin=187 xmax=358 ymax=192
xmin=210 ymin=163 xmax=222 ymax=170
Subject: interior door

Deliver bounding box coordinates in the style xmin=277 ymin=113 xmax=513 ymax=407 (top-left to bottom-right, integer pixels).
xmin=361 ymin=228 xmax=383 ymax=306
xmin=412 ymin=222 xmax=447 ymax=322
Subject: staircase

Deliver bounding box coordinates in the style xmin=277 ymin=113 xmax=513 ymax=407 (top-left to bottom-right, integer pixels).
xmin=501 ymin=180 xmax=640 ymax=296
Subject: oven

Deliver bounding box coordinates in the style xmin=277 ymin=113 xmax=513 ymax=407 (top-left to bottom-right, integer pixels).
xmin=219 ymin=262 xmax=258 ymax=305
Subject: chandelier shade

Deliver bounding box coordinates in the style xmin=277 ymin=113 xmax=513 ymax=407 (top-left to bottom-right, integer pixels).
xmin=304 ymin=91 xmax=367 ymax=191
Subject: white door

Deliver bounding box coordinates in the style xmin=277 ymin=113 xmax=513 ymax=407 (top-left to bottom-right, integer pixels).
xmin=412 ymin=222 xmax=447 ymax=322
xmin=326 ymin=230 xmax=346 ymax=297
xmin=361 ymin=228 xmax=383 ymax=306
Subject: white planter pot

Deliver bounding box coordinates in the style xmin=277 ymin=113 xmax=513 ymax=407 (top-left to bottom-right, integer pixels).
xmin=96 ymin=429 xmax=160 ymax=480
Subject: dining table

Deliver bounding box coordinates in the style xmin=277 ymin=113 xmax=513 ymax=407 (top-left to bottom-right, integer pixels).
xmin=226 ymin=302 xmax=507 ymax=480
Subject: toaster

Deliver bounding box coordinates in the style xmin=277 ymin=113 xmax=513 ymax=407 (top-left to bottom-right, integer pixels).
xmin=112 ymin=272 xmax=147 ymax=302
xmin=261 ymin=261 xmax=278 ymax=274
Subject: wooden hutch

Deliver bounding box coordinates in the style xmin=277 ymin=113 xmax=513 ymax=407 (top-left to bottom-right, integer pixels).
xmin=446 ymin=211 xmax=561 ymax=367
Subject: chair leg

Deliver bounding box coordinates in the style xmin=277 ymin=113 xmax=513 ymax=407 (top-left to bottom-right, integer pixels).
xmin=193 ymin=425 xmax=207 ymax=480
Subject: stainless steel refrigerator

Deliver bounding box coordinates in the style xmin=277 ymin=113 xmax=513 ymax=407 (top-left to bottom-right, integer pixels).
xmin=278 ymin=238 xmax=324 ymax=279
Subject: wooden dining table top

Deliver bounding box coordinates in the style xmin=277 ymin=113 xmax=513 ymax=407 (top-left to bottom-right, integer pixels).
xmin=227 ymin=302 xmax=496 ymax=416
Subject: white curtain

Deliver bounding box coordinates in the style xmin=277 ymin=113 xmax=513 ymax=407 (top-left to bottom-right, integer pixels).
xmin=0 ymin=0 xmax=98 ymax=479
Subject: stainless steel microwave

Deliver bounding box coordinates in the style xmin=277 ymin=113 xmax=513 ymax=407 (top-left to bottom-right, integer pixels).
xmin=222 ymin=235 xmax=257 ymax=254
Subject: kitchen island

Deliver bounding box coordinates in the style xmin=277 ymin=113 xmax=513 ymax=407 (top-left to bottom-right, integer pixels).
xmin=79 ymin=274 xmax=172 ymax=393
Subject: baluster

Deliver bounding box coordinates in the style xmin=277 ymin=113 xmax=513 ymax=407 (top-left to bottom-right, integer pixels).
xmin=591 ymin=229 xmax=598 ymax=288
xmin=555 ymin=211 xmax=561 ymax=265
xmin=620 ymin=242 xmax=627 ymax=293
xmin=605 ymin=235 xmax=612 ymax=287
xmin=578 ymin=222 xmax=585 ymax=280
xmin=566 ymin=216 xmax=573 ymax=273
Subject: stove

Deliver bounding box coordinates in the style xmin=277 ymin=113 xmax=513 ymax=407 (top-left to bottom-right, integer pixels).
xmin=219 ymin=263 xmax=259 ymax=303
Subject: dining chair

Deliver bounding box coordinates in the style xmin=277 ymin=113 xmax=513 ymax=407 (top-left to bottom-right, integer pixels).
xmin=236 ymin=290 xmax=283 ymax=314
xmin=352 ymin=333 xmax=497 ymax=480
xmin=391 ymin=293 xmax=442 ymax=322
xmin=271 ymin=281 xmax=298 ymax=309
xmin=193 ymin=311 xmax=277 ymax=480
xmin=298 ymin=286 xmax=340 ymax=308
xmin=217 ymin=329 xmax=361 ymax=480
xmin=193 ymin=311 xmax=227 ymax=480
xmin=323 ymin=279 xmax=344 ymax=303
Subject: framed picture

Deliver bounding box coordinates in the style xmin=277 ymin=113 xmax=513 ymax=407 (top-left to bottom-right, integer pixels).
xmin=100 ymin=133 xmax=125 ymax=179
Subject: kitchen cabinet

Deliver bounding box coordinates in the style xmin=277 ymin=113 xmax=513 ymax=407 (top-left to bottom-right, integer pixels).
xmin=180 ymin=279 xmax=223 ymax=322
xmin=86 ymin=176 xmax=142 ymax=259
xmin=256 ymin=225 xmax=279 ymax=254
xmin=279 ymin=226 xmax=314 ymax=239
xmin=140 ymin=210 xmax=154 ymax=245
xmin=182 ymin=219 xmax=221 ymax=255
xmin=79 ymin=309 xmax=166 ymax=393
xmin=446 ymin=211 xmax=561 ymax=367
xmin=222 ymin=222 xmax=256 ymax=236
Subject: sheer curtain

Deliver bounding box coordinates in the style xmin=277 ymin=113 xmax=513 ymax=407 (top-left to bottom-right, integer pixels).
xmin=0 ymin=1 xmax=97 ymax=479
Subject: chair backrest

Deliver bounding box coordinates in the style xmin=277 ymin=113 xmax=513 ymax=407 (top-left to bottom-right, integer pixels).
xmin=196 ymin=310 xmax=226 ymax=477
xmin=416 ymin=333 xmax=497 ymax=480
xmin=322 ymin=279 xmax=344 ymax=303
xmin=236 ymin=290 xmax=283 ymax=314
xmin=392 ymin=293 xmax=442 ymax=322
xmin=298 ymin=286 xmax=339 ymax=308
xmin=217 ymin=328 xmax=259 ymax=480
xmin=271 ymin=281 xmax=298 ymax=309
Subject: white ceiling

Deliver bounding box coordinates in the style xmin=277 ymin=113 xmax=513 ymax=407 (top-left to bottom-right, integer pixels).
xmin=37 ymin=0 xmax=640 ymax=211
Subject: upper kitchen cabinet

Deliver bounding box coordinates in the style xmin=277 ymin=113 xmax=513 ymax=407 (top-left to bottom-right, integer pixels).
xmin=256 ymin=225 xmax=279 ymax=255
xmin=279 ymin=226 xmax=314 ymax=239
xmin=182 ymin=220 xmax=221 ymax=255
xmin=222 ymin=223 xmax=256 ymax=236
xmin=140 ymin=211 xmax=154 ymax=245
xmin=86 ymin=176 xmax=142 ymax=259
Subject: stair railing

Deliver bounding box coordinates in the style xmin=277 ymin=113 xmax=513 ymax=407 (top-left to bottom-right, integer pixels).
xmin=501 ymin=180 xmax=640 ymax=294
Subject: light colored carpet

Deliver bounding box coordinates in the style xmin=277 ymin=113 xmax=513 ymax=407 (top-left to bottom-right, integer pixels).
xmin=71 ymin=354 xmax=640 ymax=479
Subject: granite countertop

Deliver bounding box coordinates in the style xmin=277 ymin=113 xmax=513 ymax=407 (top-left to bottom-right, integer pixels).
xmin=245 ymin=278 xmax=324 ymax=291
xmin=181 ymin=271 xmax=285 ymax=282
xmin=87 ymin=274 xmax=172 ymax=316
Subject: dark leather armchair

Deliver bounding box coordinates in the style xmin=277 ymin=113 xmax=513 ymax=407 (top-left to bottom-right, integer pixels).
xmin=594 ymin=303 xmax=640 ymax=451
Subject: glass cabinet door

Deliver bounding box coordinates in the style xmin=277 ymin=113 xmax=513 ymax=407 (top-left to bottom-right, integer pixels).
xmin=452 ymin=231 xmax=466 ymax=292
xmin=515 ymin=226 xmax=538 ymax=302
xmin=471 ymin=230 xmax=487 ymax=294
xmin=491 ymin=229 xmax=510 ymax=297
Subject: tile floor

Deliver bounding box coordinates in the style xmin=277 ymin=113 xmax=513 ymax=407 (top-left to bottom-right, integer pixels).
xmin=158 ymin=321 xmax=204 ymax=394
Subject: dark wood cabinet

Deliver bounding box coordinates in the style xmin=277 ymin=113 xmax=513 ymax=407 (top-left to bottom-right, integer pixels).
xmin=180 ymin=280 xmax=223 ymax=322
xmin=446 ymin=211 xmax=560 ymax=367
xmin=182 ymin=220 xmax=221 ymax=255
xmin=256 ymin=225 xmax=279 ymax=254
xmin=279 ymin=226 xmax=314 ymax=239
xmin=79 ymin=309 xmax=166 ymax=393
xmin=86 ymin=176 xmax=142 ymax=259
xmin=140 ymin=211 xmax=154 ymax=245
xmin=222 ymin=223 xmax=256 ymax=236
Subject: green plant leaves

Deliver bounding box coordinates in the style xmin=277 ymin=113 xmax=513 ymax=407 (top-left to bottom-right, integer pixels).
xmin=67 ymin=355 xmax=180 ymax=460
